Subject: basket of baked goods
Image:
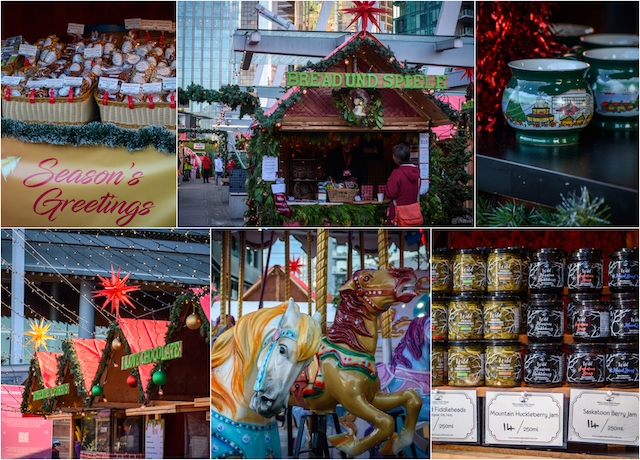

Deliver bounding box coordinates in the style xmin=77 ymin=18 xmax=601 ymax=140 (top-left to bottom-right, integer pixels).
xmin=95 ymin=31 xmax=176 ymax=129
xmin=325 ymin=177 xmax=359 ymax=203
xmin=1 ymin=35 xmax=99 ymax=124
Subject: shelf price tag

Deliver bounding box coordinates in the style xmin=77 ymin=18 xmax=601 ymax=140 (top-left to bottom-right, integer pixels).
xmin=568 ymin=389 xmax=639 ymax=446
xmin=18 ymin=44 xmax=37 ymax=57
xmin=98 ymin=77 xmax=120 ymax=91
xmin=67 ymin=23 xmax=85 ymax=36
xmin=162 ymin=77 xmax=176 ymax=92
xmin=431 ymin=389 xmax=478 ymax=442
xmin=485 ymin=391 xmax=564 ymax=446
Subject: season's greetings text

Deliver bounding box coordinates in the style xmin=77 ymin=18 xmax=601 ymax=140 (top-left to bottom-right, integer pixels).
xmin=23 ymin=158 xmax=154 ymax=226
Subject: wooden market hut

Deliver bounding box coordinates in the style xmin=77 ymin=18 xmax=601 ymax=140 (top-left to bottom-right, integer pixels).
xmin=262 ymin=31 xmax=452 ymax=202
xmin=123 ymin=295 xmax=210 ymax=459
xmin=21 ymin=351 xmax=61 ymax=416
xmin=243 ymin=264 xmax=315 ymax=303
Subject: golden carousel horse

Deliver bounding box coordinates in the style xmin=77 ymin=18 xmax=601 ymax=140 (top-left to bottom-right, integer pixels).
xmin=290 ymin=268 xmax=422 ymax=457
xmin=211 ymin=299 xmax=322 ymax=458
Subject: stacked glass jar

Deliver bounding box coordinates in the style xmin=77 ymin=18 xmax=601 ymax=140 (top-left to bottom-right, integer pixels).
xmin=434 ymin=244 xmax=638 ymax=390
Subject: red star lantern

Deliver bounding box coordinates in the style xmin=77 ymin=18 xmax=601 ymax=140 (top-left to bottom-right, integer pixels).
xmin=92 ymin=266 xmax=140 ymax=318
xmin=341 ymin=1 xmax=390 ymax=33
xmin=289 ymin=257 xmax=303 ymax=276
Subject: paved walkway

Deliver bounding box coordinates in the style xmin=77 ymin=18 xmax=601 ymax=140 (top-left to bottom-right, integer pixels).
xmin=177 ymin=177 xmax=246 ymax=228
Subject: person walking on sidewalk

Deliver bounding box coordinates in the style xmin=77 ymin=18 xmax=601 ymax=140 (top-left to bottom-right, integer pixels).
xmin=201 ymin=154 xmax=212 ymax=183
xmin=214 ymin=154 xmax=224 ymax=185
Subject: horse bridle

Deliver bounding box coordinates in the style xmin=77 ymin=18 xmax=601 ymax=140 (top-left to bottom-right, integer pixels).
xmin=353 ymin=274 xmax=396 ymax=311
xmin=253 ymin=314 xmax=299 ymax=392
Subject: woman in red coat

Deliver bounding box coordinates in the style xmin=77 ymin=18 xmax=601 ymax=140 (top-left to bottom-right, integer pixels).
xmin=385 ymin=143 xmax=421 ymax=225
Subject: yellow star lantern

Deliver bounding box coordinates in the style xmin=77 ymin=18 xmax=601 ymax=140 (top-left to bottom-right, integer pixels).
xmin=25 ymin=318 xmax=53 ymax=351
xmin=92 ymin=266 xmax=140 ymax=318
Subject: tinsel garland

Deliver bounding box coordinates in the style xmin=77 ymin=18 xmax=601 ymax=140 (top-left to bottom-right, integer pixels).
xmin=476 ymin=1 xmax=567 ymax=132
xmin=1 ymin=119 xmax=176 ymax=154
xmin=178 ymin=129 xmax=229 ymax=157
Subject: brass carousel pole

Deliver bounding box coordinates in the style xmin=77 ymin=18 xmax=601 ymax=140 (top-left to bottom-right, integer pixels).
xmin=316 ymin=229 xmax=329 ymax=334
xmin=237 ymin=231 xmax=246 ymax=318
xmin=378 ymin=229 xmax=393 ymax=363
xmin=347 ymin=231 xmax=353 ymax=278
xmin=359 ymin=231 xmax=365 ymax=269
xmin=307 ymin=230 xmax=313 ymax=316
xmin=220 ymin=231 xmax=228 ymax=327
xmin=285 ymin=230 xmax=291 ymax=301
xmin=226 ymin=231 xmax=233 ymax=322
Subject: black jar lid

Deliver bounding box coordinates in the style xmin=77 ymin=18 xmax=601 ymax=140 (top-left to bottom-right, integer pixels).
xmin=573 ymin=299 xmax=609 ymax=310
xmin=609 ymin=298 xmax=638 ymax=308
xmin=529 ymin=292 xmax=561 ymax=300
xmin=568 ymin=342 xmax=606 ymax=352
xmin=489 ymin=247 xmax=523 ymax=255
xmin=432 ymin=292 xmax=450 ymax=301
xmin=609 ymin=247 xmax=639 ymax=260
xmin=433 ymin=247 xmax=452 ymax=256
xmin=528 ymin=299 xmax=564 ymax=308
xmin=606 ymin=342 xmax=639 ymax=352
xmin=484 ymin=294 xmax=520 ymax=302
xmin=526 ymin=342 xmax=563 ymax=352
xmin=569 ymin=292 xmax=601 ymax=301
xmin=485 ymin=340 xmax=522 ymax=347
xmin=449 ymin=293 xmax=482 ymax=302
xmin=610 ymin=291 xmax=638 ymax=301
xmin=534 ymin=248 xmax=566 ymax=258
xmin=448 ymin=340 xmax=486 ymax=347
xmin=454 ymin=248 xmax=485 ymax=255
xmin=569 ymin=248 xmax=603 ymax=260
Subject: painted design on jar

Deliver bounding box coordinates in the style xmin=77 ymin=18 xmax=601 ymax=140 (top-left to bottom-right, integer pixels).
xmin=431 ymin=299 xmax=448 ymax=341
xmin=448 ymin=343 xmax=484 ymax=387
xmin=431 ymin=342 xmax=447 ymax=387
xmin=609 ymin=301 xmax=639 ymax=341
xmin=503 ymin=89 xmax=594 ymax=130
xmin=485 ymin=344 xmax=522 ymax=387
xmin=527 ymin=302 xmax=564 ymax=341
xmin=448 ymin=297 xmax=483 ymax=340
xmin=431 ymin=251 xmax=452 ymax=293
xmin=566 ymin=346 xmax=605 ymax=386
xmin=608 ymin=248 xmax=639 ymax=292
xmin=529 ymin=261 xmax=564 ymax=291
xmin=524 ymin=347 xmax=564 ymax=386
xmin=567 ymin=261 xmax=603 ymax=291
xmin=606 ymin=346 xmax=639 ymax=387
xmin=572 ymin=303 xmax=610 ymax=341
xmin=483 ymin=298 xmax=520 ymax=340
xmin=487 ymin=250 xmax=525 ymax=292
xmin=453 ymin=250 xmax=486 ymax=292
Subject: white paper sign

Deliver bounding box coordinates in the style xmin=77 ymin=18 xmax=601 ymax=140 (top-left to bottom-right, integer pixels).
xmin=125 ymin=18 xmax=142 ymax=30
xmin=144 ymin=419 xmax=164 ymax=459
xmin=431 ymin=389 xmax=478 ymax=442
xmin=83 ymin=47 xmax=103 ymax=59
xmin=262 ymin=156 xmax=278 ymax=182
xmin=2 ymin=76 xmax=22 ymax=86
xmin=18 ymin=44 xmax=37 ymax=57
xmin=63 ymin=76 xmax=83 ymax=87
xmin=26 ymin=79 xmax=46 ymax=89
xmin=193 ymin=143 xmax=206 ymax=150
xmin=419 ymin=132 xmax=429 ymax=163
xmin=142 ymin=82 xmax=162 ymax=93
xmin=120 ymin=83 xmax=142 ymax=95
xmin=140 ymin=19 xmax=173 ymax=31
xmin=98 ymin=77 xmax=120 ymax=91
xmin=162 ymin=78 xmax=176 ymax=91
xmin=568 ymin=389 xmax=639 ymax=445
xmin=43 ymin=78 xmax=64 ymax=89
xmin=67 ymin=23 xmax=85 ymax=36
xmin=419 ymin=163 xmax=429 ymax=194
xmin=485 ymin=391 xmax=564 ymax=446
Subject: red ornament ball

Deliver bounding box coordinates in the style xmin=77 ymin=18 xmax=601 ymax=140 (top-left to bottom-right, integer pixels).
xmin=126 ymin=375 xmax=138 ymax=388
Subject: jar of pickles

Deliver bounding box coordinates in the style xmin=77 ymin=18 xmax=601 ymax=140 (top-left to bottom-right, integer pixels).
xmin=566 ymin=342 xmax=606 ymax=387
xmin=487 ymin=247 xmax=526 ymax=293
xmin=528 ymin=248 xmax=566 ymax=293
xmin=524 ymin=343 xmax=564 ymax=387
xmin=432 ymin=341 xmax=447 ymax=387
xmin=485 ymin=341 xmax=522 ymax=387
xmin=431 ymin=294 xmax=448 ymax=341
xmin=483 ymin=295 xmax=520 ymax=340
xmin=608 ymin=247 xmax=639 ymax=293
xmin=452 ymin=248 xmax=487 ymax=293
xmin=567 ymin=248 xmax=603 ymax=293
xmin=448 ymin=295 xmax=483 ymax=340
xmin=526 ymin=298 xmax=565 ymax=342
xmin=448 ymin=341 xmax=485 ymax=387
xmin=432 ymin=248 xmax=453 ymax=294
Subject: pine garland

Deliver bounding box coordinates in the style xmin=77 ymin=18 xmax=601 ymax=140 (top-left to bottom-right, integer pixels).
xmin=1 ymin=119 xmax=176 ymax=154
xmin=20 ymin=357 xmax=55 ymax=414
xmin=57 ymin=339 xmax=93 ymax=407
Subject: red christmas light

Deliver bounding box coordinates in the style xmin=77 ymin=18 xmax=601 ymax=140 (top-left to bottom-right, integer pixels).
xmin=341 ymin=1 xmax=390 ymax=33
xmin=93 ymin=266 xmax=140 ymax=318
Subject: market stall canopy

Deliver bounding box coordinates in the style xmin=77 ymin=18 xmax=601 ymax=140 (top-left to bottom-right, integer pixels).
xmin=55 ymin=338 xmax=106 ymax=411
xmin=145 ymin=296 xmax=210 ymax=402
xmin=21 ymin=351 xmax=61 ymax=415
xmin=243 ymin=265 xmax=315 ymax=303
xmin=262 ymin=31 xmax=451 ymax=131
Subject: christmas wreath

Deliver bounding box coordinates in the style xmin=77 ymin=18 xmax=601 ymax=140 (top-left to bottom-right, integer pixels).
xmin=332 ymin=88 xmax=384 ymax=129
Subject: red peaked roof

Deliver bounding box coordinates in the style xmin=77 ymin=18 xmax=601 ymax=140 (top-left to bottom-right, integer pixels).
xmin=33 ymin=351 xmax=60 ymax=388
xmin=69 ymin=338 xmax=106 ymax=392
xmin=117 ymin=318 xmax=169 ymax=390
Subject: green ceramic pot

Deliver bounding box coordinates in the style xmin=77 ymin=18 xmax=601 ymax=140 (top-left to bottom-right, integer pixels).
xmin=583 ymin=47 xmax=639 ymax=130
xmin=502 ymin=59 xmax=594 ymax=146
xmin=580 ymin=33 xmax=639 ymax=49
xmin=551 ymin=23 xmax=594 ymax=48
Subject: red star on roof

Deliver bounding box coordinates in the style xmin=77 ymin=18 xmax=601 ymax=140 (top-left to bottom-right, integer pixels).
xmin=289 ymin=257 xmax=303 ymax=276
xmin=341 ymin=1 xmax=390 ymax=33
xmin=92 ymin=266 xmax=140 ymax=318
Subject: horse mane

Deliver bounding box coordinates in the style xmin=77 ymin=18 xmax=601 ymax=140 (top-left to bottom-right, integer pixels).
xmin=391 ymin=315 xmax=428 ymax=371
xmin=211 ymin=303 xmax=321 ymax=417
xmin=326 ymin=291 xmax=375 ymax=354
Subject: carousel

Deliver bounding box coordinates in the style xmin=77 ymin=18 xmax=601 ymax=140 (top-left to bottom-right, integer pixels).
xmin=211 ymin=229 xmax=430 ymax=458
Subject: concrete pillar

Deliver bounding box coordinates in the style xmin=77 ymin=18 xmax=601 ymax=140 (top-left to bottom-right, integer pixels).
xmin=10 ymin=229 xmax=25 ymax=365
xmin=78 ymin=280 xmax=95 ymax=338
xmin=50 ymin=282 xmax=60 ymax=322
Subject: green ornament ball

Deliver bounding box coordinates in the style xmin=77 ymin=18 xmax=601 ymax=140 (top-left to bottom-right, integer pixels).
xmin=152 ymin=370 xmax=167 ymax=386
xmin=91 ymin=385 xmax=103 ymax=397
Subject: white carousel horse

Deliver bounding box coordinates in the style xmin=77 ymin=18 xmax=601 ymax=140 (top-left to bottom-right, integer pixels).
xmin=211 ymin=298 xmax=322 ymax=458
